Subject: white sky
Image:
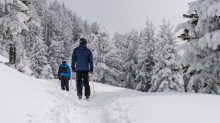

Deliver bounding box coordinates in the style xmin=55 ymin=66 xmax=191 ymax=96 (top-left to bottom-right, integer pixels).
xmin=50 ymin=0 xmax=192 ymax=39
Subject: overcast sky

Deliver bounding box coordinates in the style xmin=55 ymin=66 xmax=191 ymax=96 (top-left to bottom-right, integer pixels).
xmin=49 ymin=0 xmax=192 ymax=38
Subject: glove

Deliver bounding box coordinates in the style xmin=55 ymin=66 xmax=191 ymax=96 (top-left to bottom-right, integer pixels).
xmin=71 ymin=66 xmax=76 ymax=72
xmin=89 ymin=68 xmax=93 ymax=73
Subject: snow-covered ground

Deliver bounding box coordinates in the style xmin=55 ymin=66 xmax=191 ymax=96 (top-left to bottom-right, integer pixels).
xmin=1 ymin=63 xmax=220 ymax=123
xmin=0 ymin=55 xmax=9 ymax=63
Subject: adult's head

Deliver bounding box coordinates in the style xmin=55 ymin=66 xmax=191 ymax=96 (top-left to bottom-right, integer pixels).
xmin=62 ymin=60 xmax=66 ymax=63
xmin=79 ymin=38 xmax=87 ymax=44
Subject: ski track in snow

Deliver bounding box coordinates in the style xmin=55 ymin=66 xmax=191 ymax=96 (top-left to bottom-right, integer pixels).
xmin=38 ymin=79 xmax=130 ymax=123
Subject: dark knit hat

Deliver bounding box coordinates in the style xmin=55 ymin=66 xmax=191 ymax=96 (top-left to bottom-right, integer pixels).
xmin=79 ymin=38 xmax=87 ymax=44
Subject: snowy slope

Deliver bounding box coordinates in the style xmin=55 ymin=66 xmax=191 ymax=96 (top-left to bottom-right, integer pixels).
xmin=0 ymin=63 xmax=57 ymax=123
xmin=1 ymin=63 xmax=220 ymax=123
xmin=0 ymin=55 xmax=9 ymax=63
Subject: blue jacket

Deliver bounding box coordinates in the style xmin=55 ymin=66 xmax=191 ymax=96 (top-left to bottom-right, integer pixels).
xmin=58 ymin=63 xmax=71 ymax=78
xmin=71 ymin=44 xmax=93 ymax=70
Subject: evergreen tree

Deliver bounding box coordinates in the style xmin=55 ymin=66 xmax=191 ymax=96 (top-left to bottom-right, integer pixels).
xmin=123 ymin=29 xmax=140 ymax=89
xmin=91 ymin=22 xmax=100 ymax=35
xmin=48 ymin=32 xmax=65 ymax=78
xmin=71 ymin=13 xmax=85 ymax=42
xmin=149 ymin=19 xmax=184 ymax=92
xmin=110 ymin=32 xmax=128 ymax=86
xmin=175 ymin=0 xmax=220 ymax=94
xmin=136 ymin=20 xmax=156 ymax=92
xmin=23 ymin=3 xmax=44 ymax=58
xmin=31 ymin=0 xmax=50 ymax=46
xmin=102 ymin=32 xmax=126 ymax=86
xmin=46 ymin=1 xmax=68 ymax=77
xmin=30 ymin=37 xmax=48 ymax=78
xmin=0 ymin=0 xmax=30 ymax=72
xmin=91 ymin=25 xmax=111 ymax=83
xmin=176 ymin=9 xmax=198 ymax=92
xmin=60 ymin=3 xmax=73 ymax=64
xmin=84 ymin=20 xmax=92 ymax=43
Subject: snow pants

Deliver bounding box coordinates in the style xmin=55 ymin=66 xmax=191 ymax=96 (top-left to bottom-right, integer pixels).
xmin=61 ymin=76 xmax=69 ymax=91
xmin=76 ymin=71 xmax=90 ymax=96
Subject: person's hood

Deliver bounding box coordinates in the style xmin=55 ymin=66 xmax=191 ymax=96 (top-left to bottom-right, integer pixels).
xmin=79 ymin=44 xmax=86 ymax=50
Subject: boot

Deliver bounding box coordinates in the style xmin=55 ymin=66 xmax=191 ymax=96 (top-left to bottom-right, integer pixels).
xmin=86 ymin=95 xmax=90 ymax=100
xmin=78 ymin=94 xmax=82 ymax=100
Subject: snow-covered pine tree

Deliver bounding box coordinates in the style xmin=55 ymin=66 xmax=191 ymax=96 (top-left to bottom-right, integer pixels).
xmin=46 ymin=1 xmax=67 ymax=78
xmin=176 ymin=9 xmax=199 ymax=92
xmin=123 ymin=29 xmax=140 ymax=89
xmin=149 ymin=19 xmax=184 ymax=92
xmin=19 ymin=1 xmax=52 ymax=76
xmin=23 ymin=2 xmax=44 ymax=58
xmin=48 ymin=32 xmax=65 ymax=78
xmin=103 ymin=47 xmax=123 ymax=86
xmin=102 ymin=32 xmax=125 ymax=86
xmin=30 ymin=37 xmax=48 ymax=78
xmin=71 ymin=13 xmax=85 ymax=42
xmin=84 ymin=20 xmax=91 ymax=35
xmin=31 ymin=0 xmax=50 ymax=46
xmin=60 ymin=2 xmax=73 ymax=64
xmin=84 ymin=20 xmax=92 ymax=43
xmin=175 ymin=0 xmax=220 ymax=94
xmin=88 ymin=22 xmax=101 ymax=53
xmin=0 ymin=0 xmax=30 ymax=72
xmin=136 ymin=20 xmax=156 ymax=92
xmin=91 ymin=22 xmax=100 ymax=35
xmin=91 ymin=25 xmax=111 ymax=83
xmin=110 ymin=32 xmax=128 ymax=86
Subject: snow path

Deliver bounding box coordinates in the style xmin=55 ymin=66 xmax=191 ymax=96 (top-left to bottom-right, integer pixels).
xmin=38 ymin=79 xmax=130 ymax=123
xmin=38 ymin=79 xmax=220 ymax=123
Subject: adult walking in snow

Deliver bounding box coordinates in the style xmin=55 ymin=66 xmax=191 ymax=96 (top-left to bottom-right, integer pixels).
xmin=58 ymin=60 xmax=71 ymax=91
xmin=71 ymin=38 xmax=93 ymax=100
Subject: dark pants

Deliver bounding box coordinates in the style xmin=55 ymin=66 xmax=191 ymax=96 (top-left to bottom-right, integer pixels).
xmin=76 ymin=71 xmax=90 ymax=96
xmin=61 ymin=76 xmax=69 ymax=91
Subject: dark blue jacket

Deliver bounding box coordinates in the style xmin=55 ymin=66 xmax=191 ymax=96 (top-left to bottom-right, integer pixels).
xmin=58 ymin=63 xmax=71 ymax=78
xmin=71 ymin=44 xmax=93 ymax=70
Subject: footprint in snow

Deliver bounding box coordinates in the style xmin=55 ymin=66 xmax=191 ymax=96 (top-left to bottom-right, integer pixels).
xmin=25 ymin=113 xmax=33 ymax=117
